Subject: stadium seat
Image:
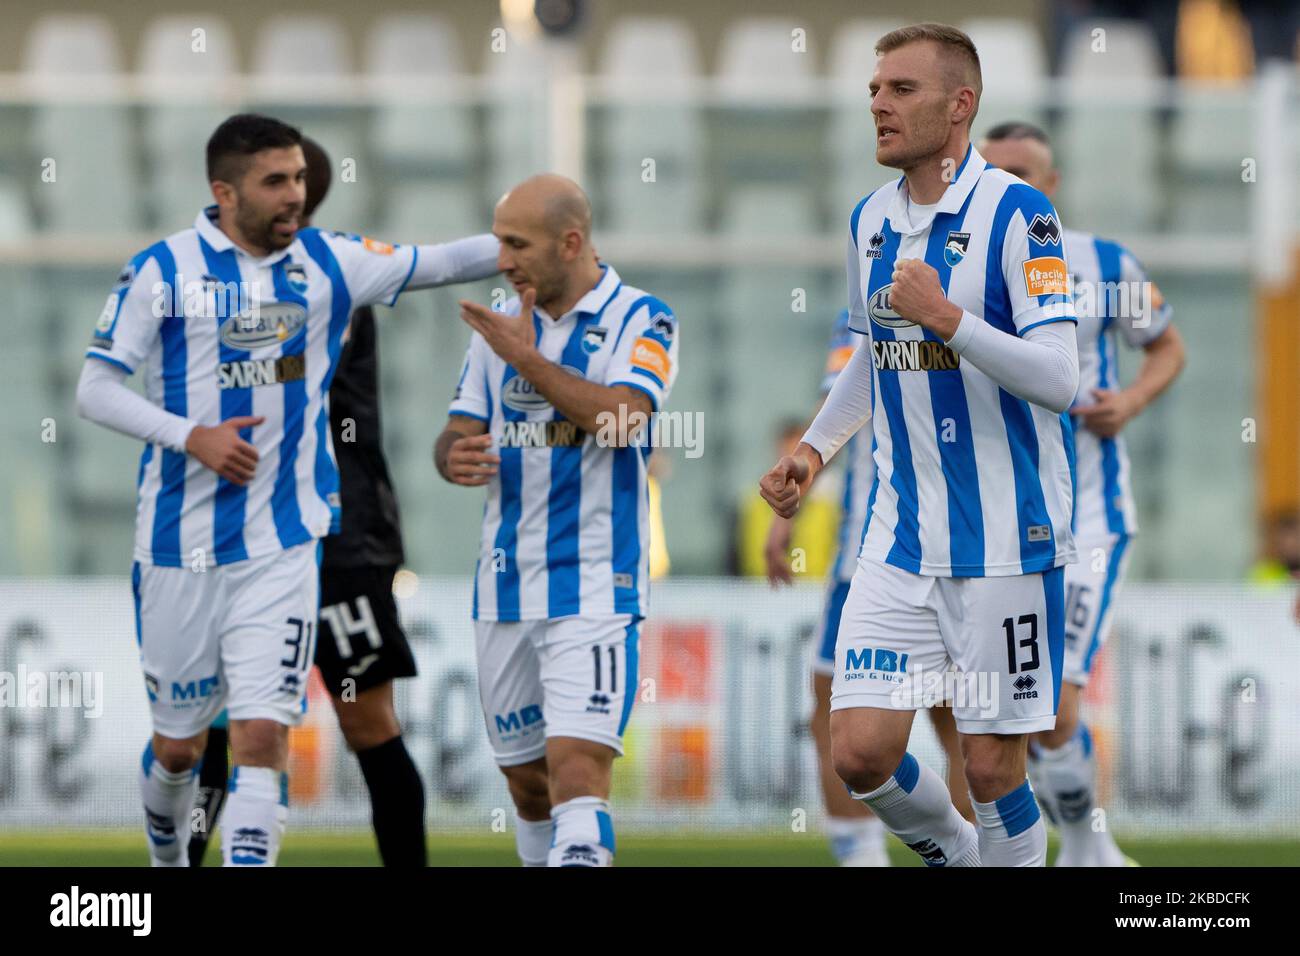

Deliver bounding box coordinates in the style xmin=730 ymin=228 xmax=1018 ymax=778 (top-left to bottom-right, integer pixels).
xmin=716 ymin=18 xmax=816 ymax=93
xmin=251 ymin=15 xmax=371 ymax=231
xmin=1057 ymin=21 xmax=1164 ymax=233
xmin=137 ymin=15 xmax=239 ymax=229
xmin=1168 ymin=81 xmax=1251 ymax=233
xmin=484 ymin=36 xmax=551 ymax=207
xmin=22 ymin=14 xmax=142 ymax=234
xmin=826 ymin=19 xmax=905 ymax=223
xmin=596 ymin=17 xmax=704 ymax=234
xmin=375 ymin=178 xmax=484 ymax=241
xmin=960 ymin=17 xmax=1049 ymax=139
xmin=364 ymin=14 xmax=476 ymax=175
xmin=714 ymin=19 xmax=822 ymax=203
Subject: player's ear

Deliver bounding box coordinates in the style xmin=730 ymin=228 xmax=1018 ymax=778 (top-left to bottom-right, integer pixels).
xmin=210 ymin=179 xmax=235 ymax=210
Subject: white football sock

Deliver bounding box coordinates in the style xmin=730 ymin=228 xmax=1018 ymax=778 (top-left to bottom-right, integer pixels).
xmin=853 ymin=753 xmax=980 ymax=867
xmin=547 ymin=796 xmax=614 ymax=867
xmin=515 ymin=814 xmax=554 ymax=867
xmin=1032 ymin=725 xmax=1125 ymax=866
xmin=140 ymin=741 xmax=197 ymax=867
xmin=972 ymin=779 xmax=1047 ymax=867
xmin=826 ymin=815 xmax=888 ymax=866
xmin=221 ymin=766 xmax=288 ymax=867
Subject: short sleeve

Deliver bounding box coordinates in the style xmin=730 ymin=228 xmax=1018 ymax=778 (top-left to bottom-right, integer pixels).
xmin=998 ymin=185 xmax=1077 ymax=336
xmin=448 ymin=334 xmax=492 ymax=422
xmin=85 ymin=254 xmax=165 ymax=375
xmin=1116 ymin=246 xmax=1172 ymax=348
xmin=316 ymin=230 xmax=419 ymax=309
xmin=846 ymin=201 xmax=869 ymax=332
xmin=606 ymin=296 xmax=679 ymax=412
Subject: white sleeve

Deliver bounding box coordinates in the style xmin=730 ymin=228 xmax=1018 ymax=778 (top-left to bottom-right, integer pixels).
xmin=405 ymin=234 xmax=500 ymax=291
xmin=802 ymin=335 xmax=873 ymax=464
xmin=605 ymin=297 xmax=679 ymax=412
xmin=1117 ymin=247 xmax=1173 ymax=348
xmin=448 ymin=334 xmax=492 ymax=422
xmin=946 ymin=312 xmax=1080 ymax=413
xmin=316 ymin=230 xmax=499 ymax=309
xmin=846 ymin=232 xmax=867 ymax=329
xmin=76 ymin=358 xmax=196 ymax=452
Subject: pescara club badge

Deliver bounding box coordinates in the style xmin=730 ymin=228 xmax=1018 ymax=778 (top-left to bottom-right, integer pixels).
xmin=944 ymin=231 xmax=971 ymax=267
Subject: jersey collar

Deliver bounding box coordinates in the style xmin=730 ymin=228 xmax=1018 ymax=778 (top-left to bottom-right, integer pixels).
xmin=194 ymin=204 xmax=294 ymax=265
xmin=534 ymin=263 xmax=621 ymax=323
xmin=886 ymin=143 xmax=984 ymax=236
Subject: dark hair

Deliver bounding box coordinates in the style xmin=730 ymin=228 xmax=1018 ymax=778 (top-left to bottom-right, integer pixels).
xmin=300 ymin=136 xmax=332 ymax=219
xmin=984 ymin=120 xmax=1051 ymax=147
xmin=206 ymin=113 xmax=302 ymax=184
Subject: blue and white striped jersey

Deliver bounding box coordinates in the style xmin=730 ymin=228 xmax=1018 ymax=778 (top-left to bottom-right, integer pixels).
xmin=1064 ymin=228 xmax=1171 ymax=540
xmin=847 ymin=145 xmax=1078 ymax=577
xmin=823 ymin=309 xmax=877 ymax=584
xmin=86 ymin=205 xmax=490 ymax=568
xmin=449 ymin=264 xmax=678 ymax=622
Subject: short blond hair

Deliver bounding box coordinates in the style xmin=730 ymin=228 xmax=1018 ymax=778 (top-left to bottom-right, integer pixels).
xmin=876 ymin=23 xmax=982 ymax=124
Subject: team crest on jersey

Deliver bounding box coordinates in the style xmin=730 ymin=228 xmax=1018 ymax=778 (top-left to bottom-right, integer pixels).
xmin=285 ymin=263 xmax=309 ymax=294
xmin=868 ymin=284 xmax=914 ymax=329
xmin=581 ymin=325 xmax=608 ymax=354
xmin=944 ymin=231 xmax=970 ymax=267
xmin=865 ymin=231 xmax=886 ymax=260
xmin=219 ymin=301 xmax=307 ymax=350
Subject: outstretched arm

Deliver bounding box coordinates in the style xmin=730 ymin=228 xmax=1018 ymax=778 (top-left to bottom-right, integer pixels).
xmin=405 ymin=234 xmax=501 ymax=290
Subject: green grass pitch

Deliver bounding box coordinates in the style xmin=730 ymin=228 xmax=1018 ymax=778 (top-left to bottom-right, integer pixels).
xmin=0 ymin=831 xmax=1296 ymax=866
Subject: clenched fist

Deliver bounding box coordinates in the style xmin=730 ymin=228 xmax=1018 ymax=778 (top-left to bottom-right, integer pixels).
xmin=759 ymin=448 xmax=820 ymax=519
xmin=889 ymin=259 xmax=963 ymax=339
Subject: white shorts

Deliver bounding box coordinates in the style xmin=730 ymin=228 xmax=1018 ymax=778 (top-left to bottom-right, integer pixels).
xmin=830 ymin=558 xmax=1066 ymax=735
xmin=132 ymin=540 xmax=320 ymax=739
xmin=1062 ymin=534 xmax=1132 ymax=687
xmin=474 ymin=614 xmax=641 ymax=766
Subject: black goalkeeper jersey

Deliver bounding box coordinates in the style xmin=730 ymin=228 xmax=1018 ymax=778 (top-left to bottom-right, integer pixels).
xmin=321 ymin=305 xmax=406 ymax=569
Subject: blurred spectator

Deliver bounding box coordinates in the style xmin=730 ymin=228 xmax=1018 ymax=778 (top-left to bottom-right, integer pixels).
xmin=1248 ymin=509 xmax=1300 ymax=586
xmin=1177 ymin=0 xmax=1254 ymax=79
xmin=730 ymin=419 xmax=839 ymax=579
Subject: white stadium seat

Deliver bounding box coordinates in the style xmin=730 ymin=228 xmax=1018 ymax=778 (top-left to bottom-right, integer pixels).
xmin=484 ymin=36 xmax=550 ymax=206
xmin=138 ymin=15 xmax=239 ymax=229
xmin=365 ymin=14 xmax=476 ymax=174
xmin=22 ymin=14 xmax=141 ymax=234
xmin=1058 ymin=20 xmax=1163 ymax=233
xmin=961 ymin=17 xmax=1048 ymax=139
xmin=716 ymin=17 xmax=816 ymax=93
xmin=251 ymin=15 xmax=370 ymax=231
xmin=827 ymin=19 xmax=905 ymax=222
xmin=598 ymin=17 xmax=704 ymax=234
